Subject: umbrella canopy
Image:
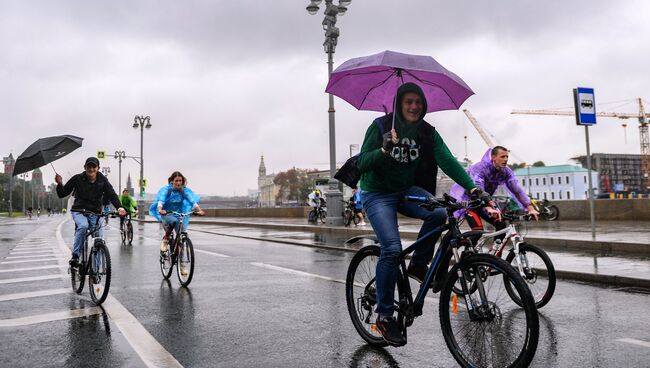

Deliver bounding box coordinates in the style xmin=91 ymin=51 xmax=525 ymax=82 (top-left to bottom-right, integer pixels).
xmin=13 ymin=135 xmax=83 ymax=176
xmin=325 ymin=50 xmax=474 ymax=113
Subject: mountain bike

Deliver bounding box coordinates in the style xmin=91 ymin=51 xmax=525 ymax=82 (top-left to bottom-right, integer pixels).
xmin=69 ymin=209 xmax=114 ymax=305
xmin=308 ymin=206 xmax=327 ymax=224
xmin=159 ymin=211 xmax=197 ymax=287
xmin=531 ymin=198 xmax=559 ymax=221
xmin=343 ymin=200 xmax=360 ymax=227
xmin=459 ymin=211 xmax=556 ymax=309
xmin=120 ymin=212 xmax=134 ymax=245
xmin=345 ymin=194 xmax=539 ymax=368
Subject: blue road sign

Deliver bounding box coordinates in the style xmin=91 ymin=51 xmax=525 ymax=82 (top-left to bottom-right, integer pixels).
xmin=573 ymin=87 xmax=596 ymax=125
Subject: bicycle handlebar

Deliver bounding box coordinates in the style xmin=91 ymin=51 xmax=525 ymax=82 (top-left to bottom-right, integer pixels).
xmin=404 ymin=193 xmax=489 ymax=211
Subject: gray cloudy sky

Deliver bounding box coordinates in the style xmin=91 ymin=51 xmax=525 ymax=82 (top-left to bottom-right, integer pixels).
xmin=2 ymin=1 xmax=649 ymax=195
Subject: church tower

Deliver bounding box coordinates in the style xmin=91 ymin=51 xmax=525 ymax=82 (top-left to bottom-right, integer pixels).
xmin=258 ymin=155 xmax=266 ymax=190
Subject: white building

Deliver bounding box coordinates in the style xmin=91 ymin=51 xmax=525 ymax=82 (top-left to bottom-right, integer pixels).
xmin=513 ymin=164 xmax=599 ymax=200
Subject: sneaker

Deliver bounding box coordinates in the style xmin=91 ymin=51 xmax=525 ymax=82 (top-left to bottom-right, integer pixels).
xmin=359 ymin=221 xmax=367 ymax=226
xmin=69 ymin=256 xmax=79 ymax=267
xmin=376 ymin=315 xmax=406 ymax=346
xmin=160 ymin=239 xmax=169 ymax=252
xmin=180 ymin=263 xmax=188 ymax=277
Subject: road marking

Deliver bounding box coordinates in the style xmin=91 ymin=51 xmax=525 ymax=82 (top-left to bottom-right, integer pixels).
xmin=0 ymin=307 xmax=103 ymax=327
xmin=10 ymin=250 xmax=55 ymax=255
xmin=616 ymin=338 xmax=650 ymax=348
xmin=194 ymin=249 xmax=231 ymax=258
xmin=0 ymin=288 xmax=70 ymax=302
xmin=5 ymin=255 xmax=62 ymax=259
xmin=2 ymin=258 xmax=60 ymax=264
xmin=56 ymin=218 xmax=183 ymax=368
xmin=250 ymin=262 xmax=346 ymax=284
xmin=0 ymin=275 xmax=66 ymax=284
xmin=0 ymin=265 xmax=62 ymax=273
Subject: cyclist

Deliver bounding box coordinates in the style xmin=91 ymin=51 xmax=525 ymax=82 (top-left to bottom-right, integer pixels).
xmin=118 ymin=189 xmax=138 ymax=231
xmin=350 ymin=188 xmax=366 ymax=226
xmin=449 ymin=146 xmax=539 ymax=237
xmin=149 ymin=171 xmax=205 ymax=275
xmin=308 ymin=189 xmax=322 ymax=210
xmin=27 ymin=207 xmax=33 ymax=219
xmin=55 ymin=157 xmax=126 ymax=266
xmin=356 ymin=82 xmax=492 ymax=346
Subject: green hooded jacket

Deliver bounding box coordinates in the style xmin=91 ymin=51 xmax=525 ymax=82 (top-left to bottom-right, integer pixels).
xmin=119 ymin=194 xmax=138 ymax=214
xmin=357 ymin=82 xmax=475 ymax=193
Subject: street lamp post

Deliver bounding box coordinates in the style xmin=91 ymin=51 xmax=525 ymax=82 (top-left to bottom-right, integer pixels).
xmin=133 ymin=115 xmax=151 ymax=220
xmin=114 ymin=151 xmax=126 ymax=194
xmin=306 ymin=0 xmax=351 ymax=226
xmin=21 ymin=173 xmax=26 ymax=213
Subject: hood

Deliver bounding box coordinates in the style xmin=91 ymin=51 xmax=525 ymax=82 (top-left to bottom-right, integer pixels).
xmin=395 ymin=82 xmax=428 ymax=122
xmin=480 ymin=148 xmax=492 ymax=165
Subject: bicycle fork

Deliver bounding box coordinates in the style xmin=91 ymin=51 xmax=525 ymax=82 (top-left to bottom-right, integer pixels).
xmin=452 ymin=242 xmax=491 ymax=321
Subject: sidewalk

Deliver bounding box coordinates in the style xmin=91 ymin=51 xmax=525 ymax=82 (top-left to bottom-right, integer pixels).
xmin=143 ymin=215 xmax=650 ymax=289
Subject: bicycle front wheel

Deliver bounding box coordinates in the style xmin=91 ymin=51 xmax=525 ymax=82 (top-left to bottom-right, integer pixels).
xmin=345 ymin=245 xmax=388 ymax=347
xmin=343 ymin=209 xmax=353 ymax=227
xmin=440 ymin=253 xmax=539 ymax=368
xmin=120 ymin=224 xmax=127 ymax=243
xmin=88 ymin=242 xmax=111 ymax=305
xmin=160 ymin=246 xmax=174 ymax=280
xmin=505 ymin=243 xmax=556 ymax=309
xmin=177 ymin=237 xmax=195 ymax=287
xmin=126 ymin=221 xmax=134 ymax=245
xmin=319 ymin=210 xmax=327 ymax=224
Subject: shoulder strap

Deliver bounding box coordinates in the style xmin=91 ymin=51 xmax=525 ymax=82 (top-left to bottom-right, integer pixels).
xmin=373 ymin=113 xmax=393 ymax=137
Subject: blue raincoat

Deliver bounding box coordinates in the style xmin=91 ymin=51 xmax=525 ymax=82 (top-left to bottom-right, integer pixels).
xmin=148 ymin=184 xmax=200 ymax=228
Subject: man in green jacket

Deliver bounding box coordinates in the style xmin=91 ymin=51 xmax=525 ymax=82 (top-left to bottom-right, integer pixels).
xmin=357 ymin=82 xmax=487 ymax=346
xmin=119 ymin=189 xmax=138 ymax=230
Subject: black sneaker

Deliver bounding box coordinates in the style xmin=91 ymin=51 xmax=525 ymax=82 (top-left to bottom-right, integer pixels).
xmin=376 ymin=316 xmax=406 ymax=346
xmin=69 ymin=256 xmax=79 ymax=267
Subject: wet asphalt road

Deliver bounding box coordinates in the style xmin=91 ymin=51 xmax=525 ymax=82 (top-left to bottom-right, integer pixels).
xmin=1 ymin=216 xmax=650 ymax=367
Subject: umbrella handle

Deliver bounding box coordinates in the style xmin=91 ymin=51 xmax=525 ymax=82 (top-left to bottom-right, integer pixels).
xmin=50 ymin=163 xmax=58 ymax=175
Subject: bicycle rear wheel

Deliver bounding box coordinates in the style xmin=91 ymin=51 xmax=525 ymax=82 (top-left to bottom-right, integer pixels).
xmin=345 ymin=245 xmax=388 ymax=347
xmin=319 ymin=210 xmax=327 ymax=223
xmin=343 ymin=209 xmax=353 ymax=227
xmin=126 ymin=221 xmax=134 ymax=245
xmin=505 ymin=243 xmax=556 ymax=309
xmin=70 ymin=264 xmax=85 ymax=294
xmin=440 ymin=253 xmax=539 ymax=368
xmin=88 ymin=241 xmax=111 ymax=305
xmin=177 ymin=237 xmax=195 ymax=287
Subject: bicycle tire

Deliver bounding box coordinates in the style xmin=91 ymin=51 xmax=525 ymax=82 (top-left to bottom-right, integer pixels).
xmin=88 ymin=241 xmax=111 ymax=305
xmin=71 ymin=264 xmax=85 ymax=294
xmin=352 ymin=212 xmax=361 ymax=226
xmin=505 ymin=243 xmax=556 ymax=309
xmin=126 ymin=222 xmax=134 ymax=244
xmin=177 ymin=237 xmax=195 ymax=287
xmin=440 ymin=253 xmax=539 ymax=368
xmin=345 ymin=245 xmax=388 ymax=347
xmin=120 ymin=224 xmax=127 ymax=243
xmin=160 ymin=246 xmax=174 ymax=280
xmin=544 ymin=205 xmax=559 ymax=221
xmin=343 ymin=209 xmax=353 ymax=227
xmin=319 ymin=210 xmax=327 ymax=224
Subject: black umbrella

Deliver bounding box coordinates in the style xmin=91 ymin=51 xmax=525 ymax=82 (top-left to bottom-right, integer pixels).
xmin=13 ymin=135 xmax=84 ymax=176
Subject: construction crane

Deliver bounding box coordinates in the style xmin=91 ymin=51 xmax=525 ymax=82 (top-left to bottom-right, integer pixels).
xmin=462 ymin=109 xmax=527 ymax=164
xmin=512 ymin=98 xmax=650 ymax=191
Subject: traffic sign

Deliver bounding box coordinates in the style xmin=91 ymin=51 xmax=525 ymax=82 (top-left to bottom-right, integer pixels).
xmin=97 ymin=150 xmax=106 ymax=159
xmin=573 ymin=87 xmax=597 ymax=125
xmin=138 ymin=178 xmax=147 ymax=188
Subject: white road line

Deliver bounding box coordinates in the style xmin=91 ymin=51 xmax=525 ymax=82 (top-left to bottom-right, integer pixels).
xmin=0 ymin=307 xmax=103 ymax=327
xmin=194 ymin=249 xmax=231 ymax=258
xmin=10 ymin=250 xmax=55 ymax=255
xmin=5 ymin=255 xmax=62 ymax=259
xmin=0 ymin=265 xmax=62 ymax=273
xmin=250 ymin=262 xmax=346 ymax=284
xmin=56 ymin=218 xmax=183 ymax=368
xmin=0 ymin=275 xmax=66 ymax=284
xmin=616 ymin=338 xmax=650 ymax=348
xmin=2 ymin=258 xmax=60 ymax=264
xmin=0 ymin=288 xmax=70 ymax=302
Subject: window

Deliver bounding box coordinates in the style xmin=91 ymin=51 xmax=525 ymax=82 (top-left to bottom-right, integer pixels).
xmin=558 ymin=176 xmax=562 ymax=185
xmin=550 ymin=177 xmax=554 ymax=185
xmin=535 ymin=178 xmax=539 ymax=186
xmin=543 ymin=192 xmax=547 ymax=200
xmin=551 ymin=192 xmax=555 ymax=199
xmin=522 ymin=179 xmax=525 ymax=186
xmin=528 ymin=178 xmax=532 ymax=186
xmin=559 ymin=191 xmax=563 ymax=199
xmin=566 ymin=176 xmax=570 ymax=184
xmin=567 ymin=191 xmax=571 ymax=199
xmin=543 ymin=178 xmax=546 ymax=185
xmin=583 ymin=176 xmax=587 ymax=183
xmin=536 ymin=192 xmax=540 ymax=199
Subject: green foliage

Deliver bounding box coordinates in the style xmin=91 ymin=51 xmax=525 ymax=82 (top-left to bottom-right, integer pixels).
xmin=273 ymin=168 xmax=315 ymax=204
xmin=532 ymin=161 xmax=546 ymax=167
xmin=508 ymin=162 xmax=527 ymax=170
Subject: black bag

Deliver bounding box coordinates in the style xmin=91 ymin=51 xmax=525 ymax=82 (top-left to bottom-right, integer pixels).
xmin=334 ymin=154 xmax=361 ymax=189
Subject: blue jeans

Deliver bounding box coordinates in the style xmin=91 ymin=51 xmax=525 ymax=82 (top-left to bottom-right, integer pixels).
xmin=161 ymin=214 xmax=181 ymax=235
xmin=71 ymin=211 xmax=104 ymax=258
xmin=362 ymin=186 xmax=447 ymax=316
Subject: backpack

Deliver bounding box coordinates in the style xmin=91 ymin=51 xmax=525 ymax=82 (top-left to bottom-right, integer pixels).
xmin=334 ymin=114 xmax=438 ymax=194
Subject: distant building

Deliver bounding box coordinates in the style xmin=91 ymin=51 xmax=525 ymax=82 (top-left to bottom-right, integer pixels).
xmin=435 ymin=158 xmax=470 ymax=196
xmin=513 ymin=165 xmax=598 ymax=200
xmin=257 ymin=155 xmax=278 ymax=207
xmin=125 ymin=173 xmax=134 ymax=197
xmin=572 ymin=153 xmax=647 ymax=193
xmin=3 ymin=154 xmax=15 ymax=174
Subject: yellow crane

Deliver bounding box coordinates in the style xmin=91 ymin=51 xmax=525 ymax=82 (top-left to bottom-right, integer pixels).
xmin=511 ymin=98 xmax=650 ymax=191
xmin=462 ymin=109 xmax=527 ymax=164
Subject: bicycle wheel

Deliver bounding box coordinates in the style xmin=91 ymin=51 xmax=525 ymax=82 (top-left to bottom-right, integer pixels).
xmin=343 ymin=209 xmax=353 ymax=227
xmin=120 ymin=223 xmax=127 ymax=244
xmin=345 ymin=245 xmax=388 ymax=347
xmin=160 ymin=245 xmax=174 ymax=280
xmin=352 ymin=212 xmax=361 ymax=226
xmin=126 ymin=221 xmax=134 ymax=244
xmin=88 ymin=241 xmax=111 ymax=305
xmin=505 ymin=243 xmax=556 ymax=309
xmin=440 ymin=253 xmax=539 ymax=368
xmin=319 ymin=210 xmax=327 ymax=223
xmin=70 ymin=263 xmax=85 ymax=294
xmin=177 ymin=237 xmax=195 ymax=287
xmin=543 ymin=205 xmax=559 ymax=221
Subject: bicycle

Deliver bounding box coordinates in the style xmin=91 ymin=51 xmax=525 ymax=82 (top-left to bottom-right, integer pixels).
xmin=531 ymin=198 xmax=559 ymax=221
xmin=345 ymin=194 xmax=539 ymax=368
xmin=342 ymin=200 xmax=361 ymax=227
xmin=159 ymin=211 xmax=197 ymax=287
xmin=308 ymin=206 xmax=327 ymax=224
xmin=120 ymin=212 xmax=135 ymax=245
xmin=68 ymin=209 xmax=114 ymax=305
xmin=459 ymin=211 xmax=556 ymax=309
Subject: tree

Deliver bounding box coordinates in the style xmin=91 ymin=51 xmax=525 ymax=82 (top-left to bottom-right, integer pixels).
xmin=508 ymin=162 xmax=527 ymax=170
xmin=532 ymin=161 xmax=546 ymax=167
xmin=273 ymin=168 xmax=315 ymax=205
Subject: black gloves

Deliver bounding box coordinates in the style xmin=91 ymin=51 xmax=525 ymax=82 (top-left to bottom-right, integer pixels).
xmin=470 ymin=188 xmax=491 ymax=203
xmin=382 ymin=132 xmax=395 ymax=154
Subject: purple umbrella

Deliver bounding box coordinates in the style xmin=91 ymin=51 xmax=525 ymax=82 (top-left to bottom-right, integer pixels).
xmin=325 ymin=50 xmax=474 ymax=114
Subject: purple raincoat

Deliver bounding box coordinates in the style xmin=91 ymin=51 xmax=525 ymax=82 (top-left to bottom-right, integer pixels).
xmin=450 ymin=148 xmax=531 ymax=216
